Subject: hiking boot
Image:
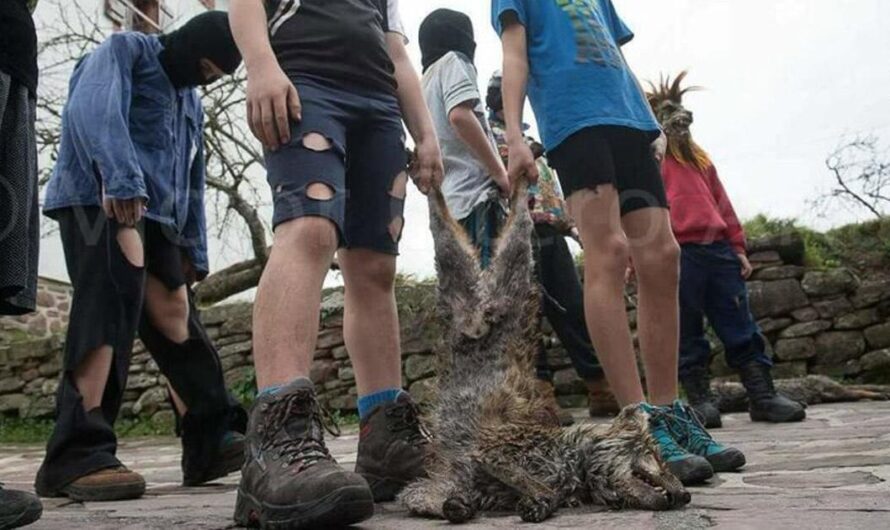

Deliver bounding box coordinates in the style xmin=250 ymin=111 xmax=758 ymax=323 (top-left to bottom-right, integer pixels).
xmin=738 ymin=361 xmax=806 ymax=423
xmin=182 ymin=427 xmax=246 ymax=487
xmin=234 ymin=379 xmax=373 ymax=529
xmin=670 ymin=401 xmax=746 ymax=473
xmin=640 ymin=403 xmax=714 ymax=485
xmin=0 ymin=484 xmax=42 ymax=530
xmin=534 ymin=379 xmax=575 ymax=426
xmin=58 ymin=466 xmax=146 ymax=502
xmin=680 ymin=367 xmax=722 ymax=429
xmin=355 ymin=393 xmax=431 ymax=501
xmin=584 ymin=375 xmax=620 ymax=417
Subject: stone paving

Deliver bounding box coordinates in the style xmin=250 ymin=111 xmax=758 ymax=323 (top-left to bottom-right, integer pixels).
xmin=2 ymin=402 xmax=889 ymax=529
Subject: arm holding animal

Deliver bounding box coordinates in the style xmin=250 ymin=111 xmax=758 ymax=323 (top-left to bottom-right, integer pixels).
xmin=388 ymin=33 xmax=444 ymax=195
xmin=448 ymin=102 xmax=510 ymax=196
xmin=499 ymin=13 xmax=538 ymax=184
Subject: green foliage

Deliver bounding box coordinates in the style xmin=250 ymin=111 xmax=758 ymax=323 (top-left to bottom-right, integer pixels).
xmin=0 ymin=415 xmax=175 ymax=444
xmin=231 ymin=366 xmax=258 ymax=408
xmin=330 ymin=410 xmax=360 ymax=430
xmin=742 ymin=214 xmax=836 ymax=268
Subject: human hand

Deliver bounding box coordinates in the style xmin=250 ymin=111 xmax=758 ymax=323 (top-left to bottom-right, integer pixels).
xmin=651 ymin=131 xmax=667 ymax=164
xmin=737 ymin=253 xmax=753 ymax=279
xmin=409 ymin=138 xmax=444 ymax=195
xmin=507 ymin=137 xmax=539 ymax=184
xmin=103 ymin=195 xmax=146 ymax=227
xmin=492 ymin=166 xmax=512 ymax=198
xmin=246 ymin=59 xmax=302 ymax=150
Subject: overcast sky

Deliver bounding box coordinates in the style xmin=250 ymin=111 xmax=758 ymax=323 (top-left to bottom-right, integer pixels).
xmin=35 ymin=0 xmax=890 ymax=289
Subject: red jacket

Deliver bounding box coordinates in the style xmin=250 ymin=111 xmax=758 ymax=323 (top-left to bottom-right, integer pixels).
xmin=661 ymin=156 xmax=747 ymax=254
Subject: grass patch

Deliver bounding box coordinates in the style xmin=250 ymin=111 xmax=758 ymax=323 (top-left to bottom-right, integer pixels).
xmin=0 ymin=415 xmax=176 ymax=444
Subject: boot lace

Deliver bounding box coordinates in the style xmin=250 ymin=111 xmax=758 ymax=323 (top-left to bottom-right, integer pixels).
xmin=644 ymin=407 xmax=690 ymax=462
xmin=259 ymin=389 xmax=341 ymax=469
xmin=385 ymin=399 xmax=431 ymax=446
xmin=672 ymin=404 xmax=722 ymax=456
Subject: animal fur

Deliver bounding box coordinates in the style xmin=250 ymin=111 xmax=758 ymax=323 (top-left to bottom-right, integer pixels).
xmin=646 ymin=71 xmax=712 ymax=172
xmin=712 ymin=375 xmax=890 ymax=413
xmin=398 ymin=182 xmax=689 ymax=524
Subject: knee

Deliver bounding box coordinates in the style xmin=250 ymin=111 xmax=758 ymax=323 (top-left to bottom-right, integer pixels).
xmin=146 ymin=286 xmax=190 ymax=341
xmin=636 ymin=240 xmax=681 ymax=286
xmin=584 ymin=235 xmax=630 ymax=282
xmin=346 ymin=255 xmax=396 ymax=294
xmin=275 ymin=217 xmax=339 ymax=259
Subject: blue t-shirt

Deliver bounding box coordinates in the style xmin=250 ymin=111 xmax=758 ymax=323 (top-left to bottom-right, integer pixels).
xmin=491 ymin=0 xmax=660 ymax=151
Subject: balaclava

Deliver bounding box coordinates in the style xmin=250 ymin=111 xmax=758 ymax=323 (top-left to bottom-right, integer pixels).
xmin=158 ymin=11 xmax=241 ymax=89
xmin=486 ymin=71 xmax=503 ymax=113
xmin=419 ymin=9 xmax=476 ymax=73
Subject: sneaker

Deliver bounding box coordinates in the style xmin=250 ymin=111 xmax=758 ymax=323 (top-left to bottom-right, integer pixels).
xmin=0 ymin=484 xmax=42 ymax=530
xmin=670 ymin=401 xmax=746 ymax=473
xmin=640 ymin=403 xmax=714 ymax=485
xmin=234 ymin=379 xmax=373 ymax=529
xmin=355 ymin=393 xmax=431 ymax=501
xmin=58 ymin=466 xmax=146 ymax=502
xmin=584 ymin=375 xmax=620 ymax=417
xmin=534 ymin=379 xmax=575 ymax=426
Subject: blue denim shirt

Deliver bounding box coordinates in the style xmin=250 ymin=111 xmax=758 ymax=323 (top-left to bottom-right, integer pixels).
xmin=44 ymin=32 xmax=209 ymax=277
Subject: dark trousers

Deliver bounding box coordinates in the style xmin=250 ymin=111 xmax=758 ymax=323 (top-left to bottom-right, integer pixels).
xmin=457 ymin=198 xmax=506 ymax=270
xmin=35 ymin=207 xmax=244 ymax=495
xmin=533 ymin=224 xmax=602 ymax=382
xmin=678 ymin=241 xmax=772 ymax=381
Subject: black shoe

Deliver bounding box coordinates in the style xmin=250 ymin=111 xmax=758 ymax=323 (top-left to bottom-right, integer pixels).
xmin=0 ymin=485 xmax=42 ymax=530
xmin=738 ymin=362 xmax=806 ymax=423
xmin=182 ymin=426 xmax=246 ymax=487
xmin=680 ymin=367 xmax=722 ymax=429
xmin=355 ymin=393 xmax=431 ymax=502
xmin=234 ymin=380 xmax=374 ymax=529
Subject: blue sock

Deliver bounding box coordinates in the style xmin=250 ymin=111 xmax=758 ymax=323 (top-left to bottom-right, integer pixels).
xmin=357 ymin=388 xmax=403 ymax=419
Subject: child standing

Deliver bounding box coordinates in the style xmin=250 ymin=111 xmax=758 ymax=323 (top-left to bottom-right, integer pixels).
xmin=492 ymin=0 xmax=743 ymax=485
xmin=229 ymin=0 xmax=444 ymax=527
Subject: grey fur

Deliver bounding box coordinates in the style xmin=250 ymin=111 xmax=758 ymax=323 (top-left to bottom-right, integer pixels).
xmin=713 ymin=375 xmax=890 ymax=413
xmin=399 ymin=183 xmax=690 ymax=523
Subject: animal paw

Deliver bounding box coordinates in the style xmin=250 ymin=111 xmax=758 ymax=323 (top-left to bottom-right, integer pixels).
xmin=443 ymin=496 xmax=475 ymax=524
xmin=517 ymin=497 xmax=554 ymax=523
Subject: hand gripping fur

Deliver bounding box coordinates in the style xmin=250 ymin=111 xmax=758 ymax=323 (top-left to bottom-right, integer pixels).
xmin=399 ymin=180 xmax=690 ymax=523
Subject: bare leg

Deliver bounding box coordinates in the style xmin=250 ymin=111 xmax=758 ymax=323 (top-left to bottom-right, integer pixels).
xmin=143 ymin=275 xmax=191 ymax=414
xmin=567 ymin=187 xmax=645 ymax=406
xmin=74 ymin=226 xmax=145 ymax=410
xmin=338 ymin=249 xmax=402 ymax=396
xmin=622 ymin=208 xmax=681 ymax=406
xmin=252 ymin=216 xmax=338 ymax=390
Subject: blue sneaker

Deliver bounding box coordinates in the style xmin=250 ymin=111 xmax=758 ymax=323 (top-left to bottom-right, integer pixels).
xmin=640 ymin=403 xmax=714 ymax=485
xmin=671 ymin=401 xmax=746 ymax=472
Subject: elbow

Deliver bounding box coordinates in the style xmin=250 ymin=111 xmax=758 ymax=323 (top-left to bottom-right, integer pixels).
xmin=448 ymin=107 xmax=472 ymax=130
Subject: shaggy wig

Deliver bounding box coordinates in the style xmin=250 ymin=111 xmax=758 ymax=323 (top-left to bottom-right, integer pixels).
xmin=646 ymin=71 xmax=713 ymax=172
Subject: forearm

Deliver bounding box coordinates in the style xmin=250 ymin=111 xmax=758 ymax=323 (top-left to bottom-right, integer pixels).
xmin=229 ymin=0 xmax=277 ymax=71
xmin=500 ymin=26 xmax=530 ymax=144
xmin=393 ymin=61 xmax=436 ymax=145
xmin=450 ymin=108 xmax=505 ymax=178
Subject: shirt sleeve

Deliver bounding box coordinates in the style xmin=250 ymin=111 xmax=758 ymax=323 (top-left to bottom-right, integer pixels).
xmin=706 ymin=165 xmax=747 ymax=254
xmin=439 ymin=53 xmax=482 ymax=115
xmin=603 ymin=0 xmax=634 ymax=46
xmin=386 ymin=0 xmax=408 ymax=43
xmin=66 ymin=33 xmax=147 ymax=202
xmin=491 ymin=0 xmax=527 ymax=35
xmin=181 ymin=102 xmax=209 ymax=279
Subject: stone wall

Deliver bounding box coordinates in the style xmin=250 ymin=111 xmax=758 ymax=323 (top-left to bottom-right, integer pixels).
xmin=2 ymin=235 xmax=890 ymax=419
xmin=0 ymin=277 xmax=71 ymax=341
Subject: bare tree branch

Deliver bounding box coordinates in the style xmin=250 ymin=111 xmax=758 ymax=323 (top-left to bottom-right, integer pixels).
xmin=821 ymin=135 xmax=889 ymax=220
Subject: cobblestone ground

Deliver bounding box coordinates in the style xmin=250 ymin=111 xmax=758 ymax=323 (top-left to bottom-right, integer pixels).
xmin=2 ymin=402 xmax=889 ymax=529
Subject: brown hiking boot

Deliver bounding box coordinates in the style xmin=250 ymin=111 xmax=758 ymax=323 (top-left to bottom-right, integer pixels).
xmin=355 ymin=393 xmax=431 ymax=501
xmin=59 ymin=466 xmax=146 ymax=502
xmin=585 ymin=375 xmax=620 ymax=417
xmin=234 ymin=379 xmax=373 ymax=529
xmin=534 ymin=379 xmax=575 ymax=426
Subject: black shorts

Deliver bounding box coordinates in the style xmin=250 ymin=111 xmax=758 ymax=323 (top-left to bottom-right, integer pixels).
xmin=547 ymin=125 xmax=668 ymax=216
xmin=264 ymin=76 xmax=408 ymax=255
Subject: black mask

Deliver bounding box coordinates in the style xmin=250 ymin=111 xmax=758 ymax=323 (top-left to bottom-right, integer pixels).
xmin=158 ymin=11 xmax=242 ymax=89
xmin=419 ymin=9 xmax=476 ymax=73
